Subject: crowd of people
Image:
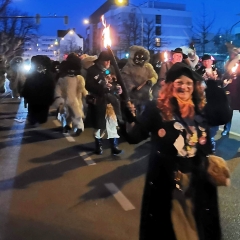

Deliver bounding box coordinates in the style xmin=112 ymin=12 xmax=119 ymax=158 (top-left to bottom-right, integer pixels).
xmin=3 ymin=43 xmax=240 ymax=239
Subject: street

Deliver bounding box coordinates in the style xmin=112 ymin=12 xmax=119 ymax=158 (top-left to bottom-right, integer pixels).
xmin=0 ymin=94 xmax=240 ymax=240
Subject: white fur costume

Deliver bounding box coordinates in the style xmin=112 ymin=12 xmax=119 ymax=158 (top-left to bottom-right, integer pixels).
xmin=55 ymin=75 xmax=88 ymax=130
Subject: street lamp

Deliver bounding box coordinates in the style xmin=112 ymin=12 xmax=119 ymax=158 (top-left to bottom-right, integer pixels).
xmin=83 ymin=19 xmax=89 ymax=24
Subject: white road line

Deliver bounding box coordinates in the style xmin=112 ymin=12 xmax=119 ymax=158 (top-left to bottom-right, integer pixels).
xmin=53 ymin=119 xmax=61 ymax=127
xmin=104 ymin=183 xmax=135 ymax=211
xmin=65 ymin=135 xmax=76 ymax=142
xmin=79 ymin=152 xmax=96 ymax=165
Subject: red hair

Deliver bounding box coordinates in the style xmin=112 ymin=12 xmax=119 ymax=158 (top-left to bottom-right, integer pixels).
xmin=157 ymin=81 xmax=206 ymax=121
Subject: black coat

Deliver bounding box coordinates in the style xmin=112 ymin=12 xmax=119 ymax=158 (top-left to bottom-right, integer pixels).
xmin=127 ymin=81 xmax=232 ymax=240
xmin=85 ymin=64 xmax=110 ymax=129
xmin=22 ymin=71 xmax=55 ymax=106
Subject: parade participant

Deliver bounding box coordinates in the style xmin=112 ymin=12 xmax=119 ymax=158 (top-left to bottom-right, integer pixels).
xmin=158 ymin=48 xmax=187 ymax=82
xmin=54 ymin=60 xmax=87 ymax=135
xmin=85 ymin=50 xmax=123 ymax=155
xmin=6 ymin=56 xmax=26 ymax=98
xmin=196 ymin=54 xmax=223 ymax=151
xmin=22 ymin=55 xmax=55 ymax=126
xmin=126 ymin=62 xmax=231 ymax=240
xmin=80 ymin=54 xmax=98 ymax=80
xmin=121 ymin=45 xmax=158 ymax=114
xmin=221 ymin=49 xmax=240 ymax=135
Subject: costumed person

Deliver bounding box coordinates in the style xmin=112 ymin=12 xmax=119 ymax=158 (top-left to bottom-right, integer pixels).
xmin=125 ymin=62 xmax=232 ymax=240
xmin=0 ymin=55 xmax=6 ymax=93
xmin=6 ymin=56 xmax=26 ymax=98
xmin=153 ymin=48 xmax=188 ymax=99
xmin=121 ymin=45 xmax=158 ymax=114
xmin=85 ymin=50 xmax=123 ymax=155
xmin=196 ymin=54 xmax=223 ymax=152
xmin=80 ymin=54 xmax=98 ymax=80
xmin=221 ymin=47 xmax=240 ymax=135
xmin=181 ymin=43 xmax=200 ymax=70
xmin=54 ymin=60 xmax=87 ymax=136
xmin=22 ymin=55 xmax=55 ymax=126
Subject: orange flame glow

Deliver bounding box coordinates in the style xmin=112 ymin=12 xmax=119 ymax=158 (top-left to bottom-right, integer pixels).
xmin=101 ymin=15 xmax=111 ymax=48
xmin=232 ymin=63 xmax=239 ymax=73
xmin=164 ymin=51 xmax=168 ymax=62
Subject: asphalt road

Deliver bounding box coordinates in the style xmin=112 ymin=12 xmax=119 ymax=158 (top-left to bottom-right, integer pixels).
xmin=0 ymin=95 xmax=240 ymax=240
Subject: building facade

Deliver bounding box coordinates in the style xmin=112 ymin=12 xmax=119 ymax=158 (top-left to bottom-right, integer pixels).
xmin=22 ymin=29 xmax=84 ymax=62
xmin=86 ymin=0 xmax=192 ymax=58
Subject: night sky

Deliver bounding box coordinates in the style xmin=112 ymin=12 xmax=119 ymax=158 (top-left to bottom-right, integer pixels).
xmin=13 ymin=0 xmax=240 ymax=37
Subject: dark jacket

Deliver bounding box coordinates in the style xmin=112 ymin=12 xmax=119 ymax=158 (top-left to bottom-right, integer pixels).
xmin=85 ymin=64 xmax=114 ymax=129
xmin=22 ymin=71 xmax=55 ymax=106
xmin=127 ymin=81 xmax=231 ymax=240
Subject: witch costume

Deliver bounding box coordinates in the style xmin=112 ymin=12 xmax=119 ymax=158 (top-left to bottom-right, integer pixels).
xmin=127 ymin=63 xmax=232 ymax=240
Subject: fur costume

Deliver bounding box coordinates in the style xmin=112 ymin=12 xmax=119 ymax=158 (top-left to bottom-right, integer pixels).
xmin=80 ymin=55 xmax=98 ymax=79
xmin=6 ymin=56 xmax=26 ymax=98
xmin=0 ymin=55 xmax=6 ymax=93
xmin=54 ymin=60 xmax=88 ymax=131
xmin=121 ymin=45 xmax=158 ymax=102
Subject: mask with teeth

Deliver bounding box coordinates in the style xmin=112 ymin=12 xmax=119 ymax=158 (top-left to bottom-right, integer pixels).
xmin=133 ymin=50 xmax=147 ymax=66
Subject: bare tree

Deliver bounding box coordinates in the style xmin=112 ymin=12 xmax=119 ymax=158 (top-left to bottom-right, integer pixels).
xmin=119 ymin=12 xmax=141 ymax=51
xmin=0 ymin=7 xmax=38 ymax=60
xmin=0 ymin=0 xmax=12 ymax=15
xmin=193 ymin=3 xmax=215 ymax=54
xmin=143 ymin=18 xmax=155 ymax=50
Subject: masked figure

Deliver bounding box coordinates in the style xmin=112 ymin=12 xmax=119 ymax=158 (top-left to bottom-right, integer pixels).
xmin=121 ymin=45 xmax=158 ymax=113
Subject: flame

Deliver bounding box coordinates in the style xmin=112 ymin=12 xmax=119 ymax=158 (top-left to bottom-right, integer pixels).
xmin=232 ymin=63 xmax=239 ymax=73
xmin=164 ymin=51 xmax=168 ymax=62
xmin=101 ymin=15 xmax=111 ymax=48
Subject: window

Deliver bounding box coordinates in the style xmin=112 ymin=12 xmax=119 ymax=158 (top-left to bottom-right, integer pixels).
xmin=156 ymin=15 xmax=161 ymax=24
xmin=155 ymin=26 xmax=161 ymax=36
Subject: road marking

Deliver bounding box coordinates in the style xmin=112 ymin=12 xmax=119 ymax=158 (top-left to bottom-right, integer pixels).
xmin=64 ymin=134 xmax=76 ymax=142
xmin=53 ymin=119 xmax=61 ymax=127
xmin=79 ymin=152 xmax=96 ymax=165
xmin=104 ymin=183 xmax=135 ymax=211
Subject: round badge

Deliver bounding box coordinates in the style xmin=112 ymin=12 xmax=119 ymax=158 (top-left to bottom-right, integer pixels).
xmin=158 ymin=128 xmax=166 ymax=138
xmin=174 ymin=122 xmax=184 ymax=130
xmin=199 ymin=136 xmax=207 ymax=145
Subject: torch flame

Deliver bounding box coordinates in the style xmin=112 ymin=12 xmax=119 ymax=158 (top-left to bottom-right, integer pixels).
xmin=164 ymin=51 xmax=168 ymax=62
xmin=232 ymin=63 xmax=239 ymax=73
xmin=101 ymin=15 xmax=111 ymax=48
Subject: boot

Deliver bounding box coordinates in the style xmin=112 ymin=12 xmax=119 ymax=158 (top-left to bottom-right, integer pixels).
xmin=211 ymin=137 xmax=216 ymax=153
xmin=222 ymin=122 xmax=231 ymax=136
xmin=94 ymin=138 xmax=103 ymax=155
xmin=109 ymin=138 xmax=123 ymax=155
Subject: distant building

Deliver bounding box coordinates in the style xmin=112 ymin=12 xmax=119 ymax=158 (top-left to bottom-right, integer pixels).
xmin=22 ymin=29 xmax=84 ymax=61
xmin=85 ymin=0 xmax=192 ymax=58
xmin=57 ymin=29 xmax=84 ymax=61
xmin=22 ymin=35 xmax=59 ymax=61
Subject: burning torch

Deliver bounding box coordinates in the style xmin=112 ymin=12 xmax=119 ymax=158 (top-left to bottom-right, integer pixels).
xmin=101 ymin=15 xmax=135 ymax=116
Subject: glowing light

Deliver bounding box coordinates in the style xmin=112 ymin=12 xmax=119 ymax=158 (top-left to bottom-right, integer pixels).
xmin=164 ymin=51 xmax=168 ymax=62
xmin=23 ymin=64 xmax=31 ymax=72
xmin=101 ymin=15 xmax=111 ymax=48
xmin=232 ymin=63 xmax=239 ymax=73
